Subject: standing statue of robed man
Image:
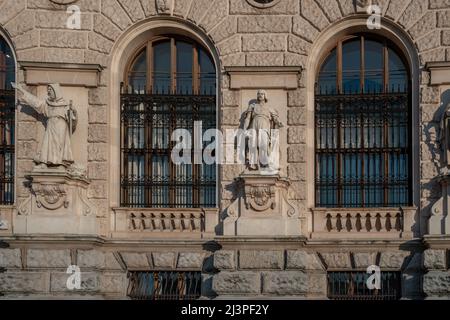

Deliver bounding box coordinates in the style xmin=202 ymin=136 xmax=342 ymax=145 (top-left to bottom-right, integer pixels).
xmin=12 ymin=83 xmax=77 ymax=168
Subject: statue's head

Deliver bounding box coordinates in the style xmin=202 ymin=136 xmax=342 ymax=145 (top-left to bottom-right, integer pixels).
xmin=47 ymin=85 xmax=56 ymax=101
xmin=257 ymin=89 xmax=268 ymax=103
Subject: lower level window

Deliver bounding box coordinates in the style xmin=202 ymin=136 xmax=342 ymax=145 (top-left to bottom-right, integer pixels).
xmin=127 ymin=271 xmax=201 ymax=300
xmin=327 ymin=271 xmax=401 ymax=300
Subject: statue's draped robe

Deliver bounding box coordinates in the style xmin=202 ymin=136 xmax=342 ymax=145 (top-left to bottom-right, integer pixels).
xmin=245 ymin=102 xmax=281 ymax=168
xmin=20 ymin=84 xmax=74 ymax=166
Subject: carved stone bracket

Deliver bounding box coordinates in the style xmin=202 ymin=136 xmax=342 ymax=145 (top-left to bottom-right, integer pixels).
xmin=33 ymin=183 xmax=69 ymax=210
xmin=244 ymin=184 xmax=276 ymax=212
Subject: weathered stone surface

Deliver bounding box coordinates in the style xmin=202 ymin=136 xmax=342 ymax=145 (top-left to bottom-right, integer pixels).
xmin=238 ymin=16 xmax=291 ymax=33
xmin=424 ymin=249 xmax=447 ymax=270
xmin=5 ymin=10 xmax=35 ymax=38
xmin=177 ymin=252 xmax=206 ymax=269
xmin=88 ymin=106 xmax=108 ymax=124
xmin=0 ymin=0 xmax=26 ymax=25
xmin=288 ymin=145 xmax=306 ymax=163
xmin=99 ymin=273 xmax=127 ymax=294
xmin=88 ymin=144 xmax=108 ymax=162
xmin=293 ymin=16 xmax=319 ymax=42
xmin=262 ymin=272 xmax=326 ymax=295
xmin=200 ymin=0 xmax=227 ymax=31
xmin=221 ymin=107 xmax=241 ymax=125
xmin=353 ymin=252 xmax=377 ymax=268
xmin=120 ymin=252 xmax=151 ymax=269
xmin=408 ymin=12 xmax=437 ymax=40
xmin=287 ymin=163 xmax=306 ymax=181
xmin=209 ymin=17 xmax=237 ymax=43
xmin=286 ymin=251 xmax=323 ymax=270
xmin=89 ymin=88 xmax=108 ymax=105
xmin=28 ymin=0 xmax=100 ymax=11
xmin=214 ymin=251 xmax=235 ymax=270
xmin=438 ymin=10 xmax=450 ymax=27
xmin=221 ymin=53 xmax=246 ymax=67
xmin=43 ymin=48 xmax=84 ymax=64
xmin=186 ymin=0 xmax=211 ymax=23
xmin=287 ymin=127 xmax=306 ymax=144
xmin=35 ymin=11 xmax=92 ymax=31
xmin=118 ymin=0 xmax=145 ymax=22
xmin=88 ymin=124 xmax=108 ymax=143
xmin=399 ymin=0 xmax=428 ymax=29
xmin=77 ymin=249 xmax=105 ymax=269
xmin=40 ymin=30 xmax=87 ymax=49
xmin=0 ymin=272 xmax=47 ymax=293
xmin=239 ymin=250 xmax=283 ymax=270
xmin=246 ymin=52 xmax=284 ymax=66
xmin=17 ymin=141 xmax=36 ymax=159
xmin=230 ymin=0 xmax=298 ymax=15
xmin=152 ymin=252 xmax=176 ymax=268
xmin=94 ymin=14 xmax=122 ymax=42
xmin=213 ymin=271 xmax=260 ymax=295
xmin=315 ymin=0 xmax=342 ymax=22
xmin=156 ymin=0 xmax=172 ymax=14
xmin=336 ymin=0 xmax=355 ymax=16
xmin=88 ymin=162 xmax=108 ymax=180
xmin=423 ymin=271 xmax=450 ymax=295
xmin=287 ymin=108 xmax=306 ymax=125
xmin=379 ymin=251 xmax=410 ymax=269
xmin=27 ymin=249 xmax=71 ymax=268
xmin=101 ymin=0 xmax=132 ymax=30
xmin=89 ymin=33 xmax=114 ymax=54
xmin=0 ymin=249 xmax=22 ymax=268
xmin=288 ymin=35 xmax=311 ymax=55
xmin=14 ymin=29 xmax=39 ymax=51
xmin=140 ymin=0 xmax=157 ymax=16
xmin=173 ymin=0 xmax=192 ymax=17
xmin=301 ymin=0 xmax=329 ymax=30
xmin=217 ymin=35 xmax=241 ymax=56
xmin=88 ymin=182 xmax=108 ymax=199
xmin=222 ymin=90 xmax=239 ymax=107
xmin=50 ymin=272 xmax=99 ymax=292
xmin=320 ymin=252 xmax=351 ymax=269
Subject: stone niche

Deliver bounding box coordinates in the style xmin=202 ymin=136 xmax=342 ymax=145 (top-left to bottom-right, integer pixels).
xmin=221 ymin=67 xmax=303 ymax=237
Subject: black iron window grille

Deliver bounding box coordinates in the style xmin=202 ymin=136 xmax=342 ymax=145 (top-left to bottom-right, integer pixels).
xmin=121 ymin=35 xmax=216 ymax=208
xmin=127 ymin=271 xmax=202 ymax=300
xmin=327 ymin=271 xmax=401 ymax=300
xmin=315 ymin=34 xmax=411 ymax=208
xmin=0 ymin=38 xmax=15 ymax=205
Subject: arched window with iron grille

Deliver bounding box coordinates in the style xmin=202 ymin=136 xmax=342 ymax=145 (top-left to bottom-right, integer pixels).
xmin=120 ymin=35 xmax=216 ymax=208
xmin=315 ymin=34 xmax=411 ymax=208
xmin=0 ymin=36 xmax=15 ymax=205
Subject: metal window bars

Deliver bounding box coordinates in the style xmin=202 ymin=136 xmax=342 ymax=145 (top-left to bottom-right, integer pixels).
xmin=127 ymin=271 xmax=202 ymax=300
xmin=327 ymin=271 xmax=401 ymax=300
xmin=0 ymin=89 xmax=14 ymax=205
xmin=120 ymin=84 xmax=216 ymax=208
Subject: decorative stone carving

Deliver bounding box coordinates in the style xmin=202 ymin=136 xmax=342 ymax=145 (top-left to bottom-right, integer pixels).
xmin=223 ymin=173 xmax=301 ymax=236
xmin=156 ymin=0 xmax=173 ymax=14
xmin=12 ymin=83 xmax=77 ymax=169
xmin=242 ymin=90 xmax=283 ymax=173
xmin=33 ymin=183 xmax=68 ymax=210
xmin=246 ymin=0 xmax=281 ymax=9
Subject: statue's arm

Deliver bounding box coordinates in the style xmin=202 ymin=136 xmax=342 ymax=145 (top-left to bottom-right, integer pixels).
xmin=243 ymin=104 xmax=254 ymax=129
xmin=12 ymin=82 xmax=46 ymax=112
xmin=271 ymin=109 xmax=284 ymax=128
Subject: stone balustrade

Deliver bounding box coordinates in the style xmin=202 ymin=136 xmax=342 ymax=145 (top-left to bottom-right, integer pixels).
xmin=311 ymin=207 xmax=416 ymax=240
xmin=112 ymin=208 xmax=218 ymax=239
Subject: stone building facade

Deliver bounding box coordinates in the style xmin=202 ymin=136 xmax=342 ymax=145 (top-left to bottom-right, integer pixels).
xmin=0 ymin=0 xmax=450 ymax=299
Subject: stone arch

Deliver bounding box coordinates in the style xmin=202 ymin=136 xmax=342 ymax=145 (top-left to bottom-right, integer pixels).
xmin=108 ymin=17 xmax=221 ymax=208
xmin=304 ymin=16 xmax=421 ymax=226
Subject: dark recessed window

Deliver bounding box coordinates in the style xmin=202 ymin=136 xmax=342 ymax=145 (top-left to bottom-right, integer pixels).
xmin=127 ymin=271 xmax=202 ymax=300
xmin=0 ymin=37 xmax=15 ymax=205
xmin=315 ymin=34 xmax=411 ymax=208
xmin=327 ymin=271 xmax=401 ymax=300
xmin=121 ymin=35 xmax=216 ymax=208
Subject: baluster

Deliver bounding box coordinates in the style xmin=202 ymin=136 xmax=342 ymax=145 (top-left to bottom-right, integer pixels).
xmin=347 ymin=213 xmax=355 ymax=232
xmin=365 ymin=213 xmax=372 ymax=232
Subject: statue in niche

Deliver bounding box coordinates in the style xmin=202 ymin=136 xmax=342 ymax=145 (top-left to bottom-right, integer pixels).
xmin=243 ymin=89 xmax=284 ymax=172
xmin=440 ymin=102 xmax=450 ymax=169
xmin=12 ymin=83 xmax=77 ymax=169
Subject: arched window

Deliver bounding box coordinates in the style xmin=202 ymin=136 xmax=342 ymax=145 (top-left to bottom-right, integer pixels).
xmin=120 ymin=35 xmax=216 ymax=208
xmin=0 ymin=36 xmax=15 ymax=205
xmin=315 ymin=34 xmax=411 ymax=208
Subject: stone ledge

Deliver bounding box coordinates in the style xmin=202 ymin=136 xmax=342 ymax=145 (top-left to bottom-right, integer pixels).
xmin=225 ymin=66 xmax=302 ymax=89
xmin=426 ymin=61 xmax=450 ymax=85
xmin=19 ymin=62 xmax=103 ymax=87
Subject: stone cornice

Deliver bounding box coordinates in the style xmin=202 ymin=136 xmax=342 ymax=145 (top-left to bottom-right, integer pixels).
xmin=425 ymin=61 xmax=450 ymax=86
xmin=18 ymin=61 xmax=103 ymax=88
xmin=225 ymin=66 xmax=302 ymax=89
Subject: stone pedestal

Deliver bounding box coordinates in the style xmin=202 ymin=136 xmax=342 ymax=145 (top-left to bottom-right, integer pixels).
xmin=429 ymin=174 xmax=450 ymax=235
xmin=223 ymin=172 xmax=301 ymax=236
xmin=15 ymin=167 xmax=97 ymax=235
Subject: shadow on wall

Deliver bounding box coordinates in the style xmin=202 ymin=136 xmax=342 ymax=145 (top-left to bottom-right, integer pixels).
xmin=422 ymin=89 xmax=450 ymax=235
